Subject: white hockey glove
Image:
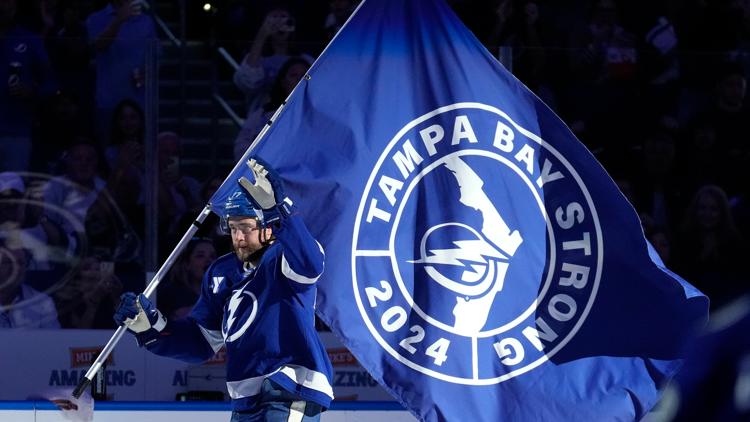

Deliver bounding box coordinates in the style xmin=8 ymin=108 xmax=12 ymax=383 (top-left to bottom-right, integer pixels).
xmin=238 ymin=156 xmax=294 ymax=224
xmin=114 ymin=293 xmax=167 ymax=346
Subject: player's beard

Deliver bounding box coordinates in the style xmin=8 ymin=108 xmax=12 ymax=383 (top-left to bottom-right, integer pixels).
xmin=233 ymin=239 xmax=268 ymax=265
xmin=232 ymin=228 xmax=272 ymax=264
xmin=233 ymin=244 xmax=258 ymax=263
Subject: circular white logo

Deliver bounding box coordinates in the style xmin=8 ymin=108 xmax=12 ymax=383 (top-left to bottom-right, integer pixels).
xmin=352 ymin=103 xmax=603 ymax=384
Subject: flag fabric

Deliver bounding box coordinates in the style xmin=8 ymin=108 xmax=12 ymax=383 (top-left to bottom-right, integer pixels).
xmin=209 ymin=0 xmax=709 ymax=420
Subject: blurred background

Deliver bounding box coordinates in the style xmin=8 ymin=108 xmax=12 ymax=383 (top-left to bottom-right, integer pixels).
xmin=0 ymin=0 xmax=748 ymax=420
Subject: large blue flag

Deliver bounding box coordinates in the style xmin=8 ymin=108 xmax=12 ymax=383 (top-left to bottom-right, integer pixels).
xmin=210 ymin=0 xmax=709 ymax=420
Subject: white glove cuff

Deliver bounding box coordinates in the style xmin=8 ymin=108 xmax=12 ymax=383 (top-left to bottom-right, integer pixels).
xmin=124 ymin=302 xmax=167 ymax=333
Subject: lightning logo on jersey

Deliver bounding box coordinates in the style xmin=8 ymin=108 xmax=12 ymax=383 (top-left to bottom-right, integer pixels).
xmin=223 ymin=282 xmax=258 ymax=343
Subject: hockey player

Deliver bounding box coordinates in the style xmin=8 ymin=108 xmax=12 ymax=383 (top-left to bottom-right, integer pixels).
xmin=114 ymin=157 xmax=334 ymax=421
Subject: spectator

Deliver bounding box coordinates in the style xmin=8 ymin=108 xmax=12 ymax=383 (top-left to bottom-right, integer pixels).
xmin=678 ymin=115 xmax=724 ymax=194
xmin=37 ymin=0 xmax=58 ymax=39
xmin=85 ymin=0 xmax=157 ymax=140
xmin=0 ymin=0 xmax=57 ymax=172
xmin=687 ymin=64 xmax=749 ymax=196
xmin=43 ymin=0 xmax=93 ymax=106
xmin=569 ymin=0 xmax=638 ymax=84
xmin=83 ymin=178 xmax=142 ymax=266
xmin=0 ymin=171 xmax=69 ymax=271
xmin=0 ymin=234 xmax=60 ymax=328
xmin=484 ymin=0 xmax=559 ymax=104
xmin=233 ymin=7 xmax=312 ymax=116
xmin=564 ymin=0 xmax=638 ymax=153
xmin=199 ymin=175 xmax=222 ymax=205
xmin=0 ymin=171 xmax=25 ymax=230
xmin=709 ymin=63 xmax=747 ymax=136
xmin=54 ymin=254 xmax=122 ymax=328
xmin=43 ymin=140 xmax=106 ymax=244
xmin=234 ymin=56 xmax=310 ymax=160
xmin=157 ymin=237 xmax=216 ymax=320
xmin=172 ymin=175 xmax=229 ymax=254
xmin=639 ymin=14 xmax=681 ymax=120
xmin=32 ymin=89 xmax=89 ymax=174
xmin=156 ymin=131 xmax=201 ymax=256
xmin=607 ymin=165 xmax=640 ymax=212
xmin=645 ymin=225 xmax=672 ymax=266
xmin=83 ymin=156 xmax=145 ymax=299
xmin=674 ymin=185 xmax=747 ymax=309
xmin=322 ymin=0 xmax=356 ymax=41
xmin=105 ymin=98 xmax=144 ymax=165
xmin=632 ymin=128 xmax=688 ymax=234
xmin=104 ymin=99 xmax=145 ymax=217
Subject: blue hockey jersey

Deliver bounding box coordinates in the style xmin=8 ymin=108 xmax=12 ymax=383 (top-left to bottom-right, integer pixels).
xmin=147 ymin=214 xmax=334 ymax=410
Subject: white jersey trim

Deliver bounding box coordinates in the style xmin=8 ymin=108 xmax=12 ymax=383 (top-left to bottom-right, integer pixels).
xmin=226 ymin=364 xmax=334 ymax=400
xmin=278 ymin=364 xmax=334 ymax=399
xmin=281 ymin=254 xmax=322 ymax=284
xmin=198 ymin=325 xmax=224 ymax=353
xmin=153 ymin=310 xmax=167 ymax=332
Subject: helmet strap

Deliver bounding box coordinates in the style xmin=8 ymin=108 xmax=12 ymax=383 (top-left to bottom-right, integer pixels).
xmin=257 ymin=225 xmax=275 ymax=246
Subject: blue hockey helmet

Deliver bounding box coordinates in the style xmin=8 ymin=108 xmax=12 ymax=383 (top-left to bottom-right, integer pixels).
xmin=224 ymin=187 xmax=256 ymax=217
xmin=220 ymin=183 xmax=279 ymax=233
xmin=220 ymin=186 xmax=258 ymax=233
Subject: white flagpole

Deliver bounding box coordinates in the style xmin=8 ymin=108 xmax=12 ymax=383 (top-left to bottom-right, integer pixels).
xmin=72 ymin=0 xmax=369 ymax=400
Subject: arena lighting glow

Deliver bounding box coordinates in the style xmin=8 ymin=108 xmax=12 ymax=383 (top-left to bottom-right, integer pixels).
xmin=202 ymin=3 xmax=212 ymax=12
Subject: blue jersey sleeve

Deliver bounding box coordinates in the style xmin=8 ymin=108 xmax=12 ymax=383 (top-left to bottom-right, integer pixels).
xmin=144 ymin=260 xmax=229 ymax=363
xmin=274 ymin=213 xmax=325 ymax=290
xmin=145 ymin=318 xmax=216 ymax=364
xmin=190 ymin=260 xmax=228 ymax=330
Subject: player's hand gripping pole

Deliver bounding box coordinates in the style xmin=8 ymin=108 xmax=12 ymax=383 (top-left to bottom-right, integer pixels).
xmin=72 ymin=206 xmax=213 ymax=398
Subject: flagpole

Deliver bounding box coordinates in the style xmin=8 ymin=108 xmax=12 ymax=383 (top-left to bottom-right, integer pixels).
xmin=72 ymin=0 xmax=369 ymax=401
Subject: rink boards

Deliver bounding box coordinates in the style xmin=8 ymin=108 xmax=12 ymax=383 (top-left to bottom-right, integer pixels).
xmin=0 ymin=401 xmax=417 ymax=422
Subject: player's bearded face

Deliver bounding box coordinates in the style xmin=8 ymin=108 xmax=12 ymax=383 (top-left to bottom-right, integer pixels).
xmin=228 ymin=217 xmax=271 ymax=262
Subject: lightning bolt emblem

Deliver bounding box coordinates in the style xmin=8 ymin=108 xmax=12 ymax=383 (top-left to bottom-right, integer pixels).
xmin=223 ymin=281 xmax=258 ymax=342
xmin=412 ymin=239 xmax=507 ymax=266
xmin=226 ymin=290 xmax=244 ymax=330
xmin=411 ymin=223 xmax=511 ymax=297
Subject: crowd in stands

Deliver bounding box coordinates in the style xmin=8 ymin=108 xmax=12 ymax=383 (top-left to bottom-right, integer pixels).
xmin=0 ymin=0 xmax=748 ymax=335
xmin=1 ymin=0 xmax=159 ymax=329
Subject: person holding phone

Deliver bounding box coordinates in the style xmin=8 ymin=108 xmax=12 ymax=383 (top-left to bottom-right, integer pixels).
xmin=233 ymin=7 xmax=312 ymax=118
xmin=155 ymin=132 xmax=202 ymax=255
xmin=85 ymin=0 xmax=158 ymax=140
